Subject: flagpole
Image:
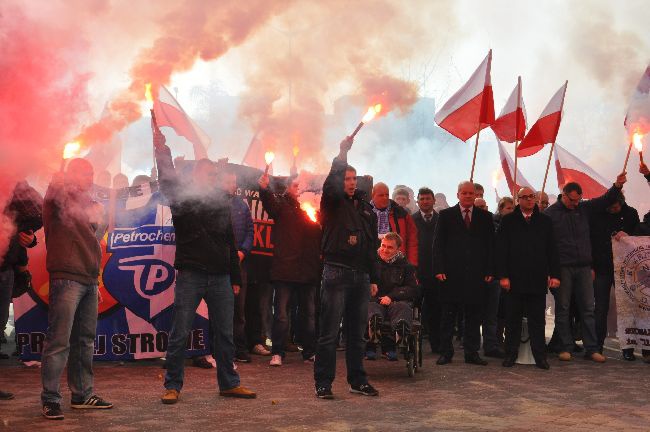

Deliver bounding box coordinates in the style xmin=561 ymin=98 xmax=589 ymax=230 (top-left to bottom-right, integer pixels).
xmin=540 ymin=142 xmax=555 ymax=200
xmin=512 ymin=141 xmax=519 ymax=197
xmin=470 ymin=126 xmax=482 ymax=183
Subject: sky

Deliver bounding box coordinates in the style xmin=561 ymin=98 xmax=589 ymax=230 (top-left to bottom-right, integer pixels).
xmin=2 ymin=0 xmax=650 ymax=215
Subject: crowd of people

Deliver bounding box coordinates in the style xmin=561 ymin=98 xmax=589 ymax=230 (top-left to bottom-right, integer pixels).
xmin=1 ymin=131 xmax=649 ymax=419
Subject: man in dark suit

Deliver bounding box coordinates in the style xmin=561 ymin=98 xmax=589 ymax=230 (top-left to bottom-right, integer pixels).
xmin=411 ymin=187 xmax=440 ymax=353
xmin=433 ymin=181 xmax=495 ymax=366
xmin=496 ymin=187 xmax=561 ymax=370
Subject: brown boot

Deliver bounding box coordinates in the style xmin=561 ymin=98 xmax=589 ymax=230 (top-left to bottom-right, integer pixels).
xmin=219 ymin=386 xmax=257 ymax=399
xmin=161 ymin=389 xmax=180 ymax=404
xmin=588 ymin=352 xmax=606 ymax=363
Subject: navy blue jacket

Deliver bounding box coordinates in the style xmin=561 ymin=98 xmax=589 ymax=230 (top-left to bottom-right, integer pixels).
xmin=231 ymin=196 xmax=254 ymax=258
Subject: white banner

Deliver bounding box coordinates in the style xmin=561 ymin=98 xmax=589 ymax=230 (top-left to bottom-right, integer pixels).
xmin=613 ymin=236 xmax=650 ymax=350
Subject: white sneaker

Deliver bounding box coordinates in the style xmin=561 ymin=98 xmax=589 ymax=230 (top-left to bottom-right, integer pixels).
xmin=252 ymin=344 xmax=271 ymax=356
xmin=270 ymin=355 xmax=282 ymax=366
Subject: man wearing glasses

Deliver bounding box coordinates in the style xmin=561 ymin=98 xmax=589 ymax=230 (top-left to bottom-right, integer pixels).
xmin=496 ymin=187 xmax=560 ymax=369
xmin=544 ymin=174 xmax=626 ymax=363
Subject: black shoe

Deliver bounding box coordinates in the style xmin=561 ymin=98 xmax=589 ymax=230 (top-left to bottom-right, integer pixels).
xmin=42 ymin=403 xmax=64 ymax=420
xmin=535 ymin=359 xmax=550 ymax=370
xmin=502 ymin=357 xmax=516 ymax=367
xmin=349 ymin=383 xmax=379 ymax=397
xmin=315 ymin=387 xmax=334 ymax=399
xmin=235 ymin=352 xmax=252 ymax=363
xmin=465 ymin=353 xmax=488 ymax=366
xmin=192 ymin=357 xmax=214 ymax=369
xmin=484 ymin=349 xmax=505 ymax=359
xmin=71 ymin=395 xmax=113 ymax=409
xmin=436 ymin=355 xmax=452 ymax=365
xmin=0 ymin=391 xmax=14 ymax=400
xmin=622 ymin=349 xmax=636 ymax=361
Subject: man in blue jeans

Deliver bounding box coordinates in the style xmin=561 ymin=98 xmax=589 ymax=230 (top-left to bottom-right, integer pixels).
xmin=544 ymin=173 xmax=626 ymax=363
xmin=154 ymin=130 xmax=256 ymax=404
xmin=314 ymin=136 xmax=379 ymax=399
xmin=41 ymin=158 xmax=112 ymax=420
xmin=258 ymin=173 xmax=320 ymax=366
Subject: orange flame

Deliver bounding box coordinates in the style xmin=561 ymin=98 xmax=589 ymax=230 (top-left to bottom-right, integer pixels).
xmin=63 ymin=141 xmax=81 ymax=159
xmin=301 ymin=201 xmax=318 ymax=223
xmin=293 ymin=145 xmax=300 ymax=157
xmin=264 ymin=151 xmax=275 ymax=165
xmin=633 ymin=130 xmax=644 ymax=152
xmin=491 ymin=169 xmax=503 ymax=188
xmin=361 ymin=103 xmax=382 ymax=123
xmin=144 ymin=83 xmax=154 ymax=110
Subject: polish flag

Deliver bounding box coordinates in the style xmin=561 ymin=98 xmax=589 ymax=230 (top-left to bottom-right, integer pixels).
xmin=434 ymin=50 xmax=495 ymax=141
xmin=517 ymin=81 xmax=568 ymax=157
xmin=241 ymin=132 xmax=273 ymax=174
xmin=497 ymin=139 xmax=533 ymax=193
xmin=153 ymin=85 xmax=209 ymax=160
xmin=491 ymin=77 xmax=526 ymax=143
xmin=554 ymin=144 xmax=608 ymax=198
xmin=624 ymin=63 xmax=650 ymax=135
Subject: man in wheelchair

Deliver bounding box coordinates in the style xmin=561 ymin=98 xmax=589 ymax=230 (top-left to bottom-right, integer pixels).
xmin=366 ymin=232 xmax=420 ymax=361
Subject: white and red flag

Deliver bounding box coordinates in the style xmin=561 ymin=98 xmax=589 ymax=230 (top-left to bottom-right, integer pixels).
xmin=434 ymin=50 xmax=495 ymax=141
xmin=517 ymin=81 xmax=567 ymax=157
xmin=625 ymin=63 xmax=650 ymax=135
xmin=554 ymin=143 xmax=608 ymax=199
xmin=153 ymin=85 xmax=209 ymax=160
xmin=497 ymin=139 xmax=533 ymax=193
xmin=241 ymin=132 xmax=273 ymax=174
xmin=491 ymin=77 xmax=526 ymax=143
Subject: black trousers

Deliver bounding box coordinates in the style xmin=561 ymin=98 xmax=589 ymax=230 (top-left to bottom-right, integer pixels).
xmin=440 ymin=302 xmax=482 ymax=357
xmin=420 ymin=277 xmax=441 ymax=353
xmin=504 ymin=291 xmax=547 ymax=361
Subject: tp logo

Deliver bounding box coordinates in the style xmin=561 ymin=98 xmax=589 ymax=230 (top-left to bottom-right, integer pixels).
xmin=103 ymin=252 xmax=176 ymax=320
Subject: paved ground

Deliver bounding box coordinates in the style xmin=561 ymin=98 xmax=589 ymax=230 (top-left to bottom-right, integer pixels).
xmin=1 ymin=338 xmax=649 ymax=432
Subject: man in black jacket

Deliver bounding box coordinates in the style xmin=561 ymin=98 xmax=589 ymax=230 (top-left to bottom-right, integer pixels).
xmin=433 ymin=181 xmax=495 ymax=366
xmin=590 ymin=196 xmax=639 ymax=357
xmin=411 ymin=187 xmax=440 ymax=353
xmin=258 ymin=173 xmax=320 ymax=366
xmin=544 ymin=173 xmax=626 ymax=362
xmin=154 ymin=131 xmax=255 ymax=404
xmin=366 ymin=233 xmax=420 ymax=359
xmin=314 ymin=136 xmax=379 ymax=399
xmin=497 ymin=187 xmax=561 ymax=369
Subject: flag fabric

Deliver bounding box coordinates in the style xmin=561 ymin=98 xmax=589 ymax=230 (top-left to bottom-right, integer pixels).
xmin=153 ymin=86 xmax=209 ymax=160
xmin=497 ymin=139 xmax=534 ymax=193
xmin=517 ymin=81 xmax=567 ymax=157
xmin=241 ymin=132 xmax=272 ymax=174
xmin=624 ymin=63 xmax=650 ymax=134
xmin=491 ymin=76 xmax=526 ymax=143
xmin=554 ymin=143 xmax=609 ymax=198
xmin=434 ymin=50 xmax=495 ymax=141
xmin=85 ymin=103 xmax=123 ymax=174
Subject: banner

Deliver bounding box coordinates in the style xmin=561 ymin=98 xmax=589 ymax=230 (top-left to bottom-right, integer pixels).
xmin=613 ymin=236 xmax=650 ymax=350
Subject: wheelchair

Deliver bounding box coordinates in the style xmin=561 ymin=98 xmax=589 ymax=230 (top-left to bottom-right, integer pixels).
xmin=367 ymin=304 xmax=423 ymax=377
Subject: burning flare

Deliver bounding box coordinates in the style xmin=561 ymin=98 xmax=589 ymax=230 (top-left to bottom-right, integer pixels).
xmin=301 ymin=201 xmax=318 ymax=223
xmin=264 ymin=151 xmax=275 ymax=165
xmin=633 ymin=130 xmax=644 ymax=152
xmin=293 ymin=145 xmax=300 ymax=157
xmin=491 ymin=169 xmax=503 ymax=188
xmin=362 ymin=104 xmax=382 ymax=123
xmin=63 ymin=141 xmax=81 ymax=159
xmin=144 ymin=83 xmax=154 ymax=110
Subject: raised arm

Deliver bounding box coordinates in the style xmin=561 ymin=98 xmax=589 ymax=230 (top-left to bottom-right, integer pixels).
xmin=153 ymin=130 xmax=181 ymax=204
xmin=321 ymin=137 xmax=353 ymax=212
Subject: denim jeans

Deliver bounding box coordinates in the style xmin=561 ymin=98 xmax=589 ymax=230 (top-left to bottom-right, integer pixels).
xmin=0 ymin=269 xmax=14 ymax=336
xmin=271 ymin=281 xmax=316 ymax=359
xmin=245 ymin=281 xmax=273 ymax=349
xmin=41 ymin=279 xmax=98 ymax=405
xmin=164 ymin=270 xmax=239 ymax=392
xmin=482 ymin=280 xmax=502 ymax=352
xmin=233 ymin=265 xmax=248 ymax=355
xmin=555 ymin=266 xmax=599 ymax=353
xmin=593 ymin=271 xmax=614 ymax=351
xmin=314 ymin=264 xmax=370 ymax=389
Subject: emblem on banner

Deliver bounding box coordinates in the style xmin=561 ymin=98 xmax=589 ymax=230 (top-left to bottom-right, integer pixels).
xmin=619 ymin=245 xmax=650 ymax=312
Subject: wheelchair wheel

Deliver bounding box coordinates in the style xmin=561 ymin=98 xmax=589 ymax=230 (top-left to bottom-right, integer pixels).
xmin=406 ymin=352 xmax=415 ymax=377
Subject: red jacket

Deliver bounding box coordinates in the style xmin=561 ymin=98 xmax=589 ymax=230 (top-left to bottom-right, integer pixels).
xmin=388 ymin=200 xmax=418 ymax=267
